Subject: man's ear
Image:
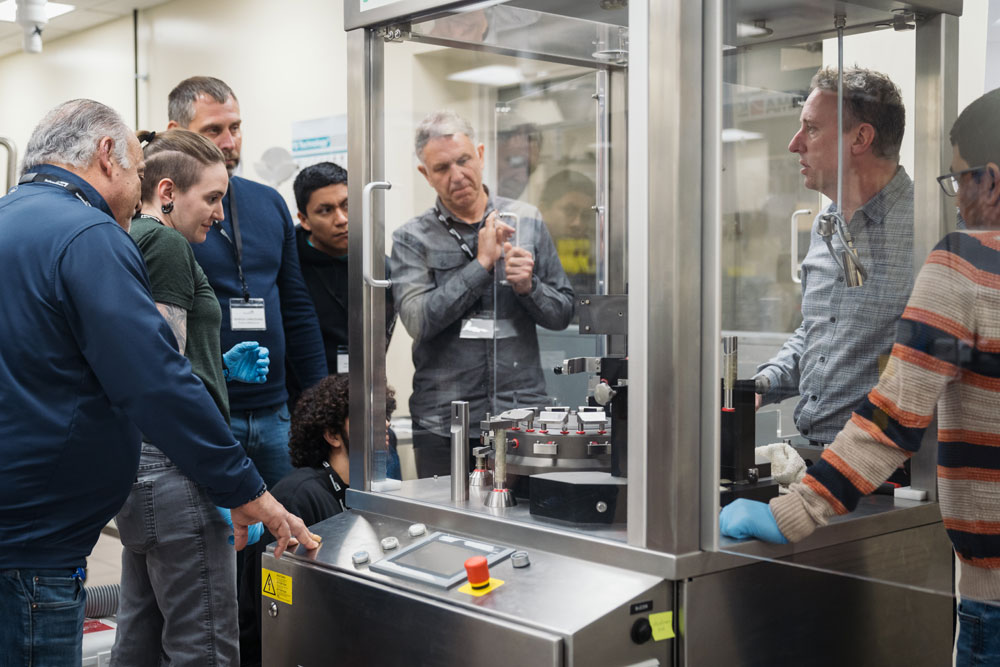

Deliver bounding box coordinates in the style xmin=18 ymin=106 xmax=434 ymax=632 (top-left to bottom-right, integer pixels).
xmin=476 ymin=143 xmax=485 ymax=162
xmin=166 ymin=120 xmax=180 ymax=130
xmin=417 ymin=163 xmax=428 ymax=181
xmin=297 ymin=211 xmax=311 ymax=230
xmin=324 ymin=429 xmax=344 ymax=449
xmin=851 ymin=123 xmax=876 ymax=155
xmin=985 ymin=163 xmax=1000 ymax=207
xmin=96 ymin=136 xmax=116 ymax=176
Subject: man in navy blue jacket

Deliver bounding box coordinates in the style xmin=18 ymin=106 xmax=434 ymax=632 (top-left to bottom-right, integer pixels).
xmin=0 ymin=99 xmax=317 ymax=666
xmin=167 ymin=77 xmax=328 ymax=487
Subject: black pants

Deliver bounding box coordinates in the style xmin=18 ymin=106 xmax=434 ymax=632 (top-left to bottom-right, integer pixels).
xmin=411 ymin=425 xmax=481 ymax=479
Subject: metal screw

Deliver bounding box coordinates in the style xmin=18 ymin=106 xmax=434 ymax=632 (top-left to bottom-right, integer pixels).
xmin=747 ymin=467 xmax=759 ymax=484
xmin=596 ymin=501 xmax=608 ymax=513
xmin=268 ymin=601 xmax=278 ymax=618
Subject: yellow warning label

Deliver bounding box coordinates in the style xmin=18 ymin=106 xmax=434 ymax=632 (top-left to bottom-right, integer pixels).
xmin=649 ymin=611 xmax=674 ymax=641
xmin=457 ymin=577 xmax=504 ymax=597
xmin=261 ymin=568 xmax=292 ymax=605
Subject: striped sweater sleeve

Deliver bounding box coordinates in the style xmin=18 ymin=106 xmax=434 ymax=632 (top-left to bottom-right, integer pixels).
xmin=771 ymin=232 xmax=980 ymax=542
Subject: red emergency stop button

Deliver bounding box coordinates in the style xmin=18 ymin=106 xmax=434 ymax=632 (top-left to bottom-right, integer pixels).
xmin=464 ymin=556 xmax=490 ymax=590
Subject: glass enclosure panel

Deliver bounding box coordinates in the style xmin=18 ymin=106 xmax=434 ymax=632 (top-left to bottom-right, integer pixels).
xmin=377 ymin=1 xmax=628 ymax=540
xmin=714 ymin=0 xmax=963 ymax=610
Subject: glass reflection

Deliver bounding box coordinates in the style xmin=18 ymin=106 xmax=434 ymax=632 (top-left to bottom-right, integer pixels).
xmin=378 ymin=5 xmax=625 ymax=539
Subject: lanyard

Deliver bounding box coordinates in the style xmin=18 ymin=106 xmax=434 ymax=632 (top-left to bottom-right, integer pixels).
xmin=321 ymin=461 xmax=347 ymax=512
xmin=216 ymin=180 xmax=251 ymax=301
xmin=19 ymin=172 xmax=93 ymax=207
xmin=435 ymin=206 xmax=476 ymax=261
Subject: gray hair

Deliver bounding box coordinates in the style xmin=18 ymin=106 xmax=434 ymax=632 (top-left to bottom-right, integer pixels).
xmin=414 ymin=110 xmax=476 ymax=162
xmin=810 ymin=66 xmax=905 ymax=161
xmin=168 ymin=76 xmax=237 ymax=127
xmin=22 ymin=99 xmax=133 ymax=173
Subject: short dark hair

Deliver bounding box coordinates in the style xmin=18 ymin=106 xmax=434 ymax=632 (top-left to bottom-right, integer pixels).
xmin=950 ymin=88 xmax=1000 ymax=169
xmin=168 ymin=76 xmax=237 ymax=127
xmin=136 ymin=129 xmax=226 ymax=203
xmin=293 ymin=162 xmax=348 ymax=214
xmin=288 ymin=375 xmax=396 ymax=469
xmin=811 ymin=67 xmax=905 ymax=161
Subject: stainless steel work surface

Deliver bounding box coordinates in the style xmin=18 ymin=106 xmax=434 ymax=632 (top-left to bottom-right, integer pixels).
xmin=274 ymin=509 xmax=661 ymax=637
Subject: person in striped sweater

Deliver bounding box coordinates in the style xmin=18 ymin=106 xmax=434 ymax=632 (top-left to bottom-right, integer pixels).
xmin=721 ymin=88 xmax=1000 ymax=665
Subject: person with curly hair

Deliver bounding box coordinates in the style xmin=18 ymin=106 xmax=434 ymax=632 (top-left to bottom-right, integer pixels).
xmin=238 ymin=375 xmax=396 ymax=666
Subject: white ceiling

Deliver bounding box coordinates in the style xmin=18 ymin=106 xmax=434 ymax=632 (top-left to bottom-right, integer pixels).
xmin=0 ymin=0 xmax=168 ymax=58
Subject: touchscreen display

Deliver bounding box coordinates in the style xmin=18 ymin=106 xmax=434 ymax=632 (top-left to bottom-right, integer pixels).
xmin=393 ymin=540 xmax=479 ymax=576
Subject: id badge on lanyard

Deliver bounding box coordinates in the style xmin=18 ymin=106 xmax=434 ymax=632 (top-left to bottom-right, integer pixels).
xmin=336 ymin=344 xmax=349 ymax=374
xmin=220 ymin=180 xmax=266 ymax=331
xmin=230 ymin=298 xmax=266 ymax=330
xmin=459 ymin=314 xmax=518 ymax=339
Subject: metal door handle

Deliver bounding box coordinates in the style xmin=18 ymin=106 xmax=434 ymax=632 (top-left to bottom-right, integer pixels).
xmin=790 ymin=208 xmax=812 ymax=284
xmin=0 ymin=137 xmax=17 ymax=193
xmin=363 ymin=181 xmax=392 ymax=288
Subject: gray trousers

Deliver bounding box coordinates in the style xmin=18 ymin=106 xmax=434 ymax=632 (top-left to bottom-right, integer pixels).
xmin=110 ymin=443 xmax=238 ymax=667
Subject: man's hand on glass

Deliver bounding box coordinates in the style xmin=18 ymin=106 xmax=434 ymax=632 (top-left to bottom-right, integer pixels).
xmin=477 ymin=211 xmax=515 ymax=270
xmin=504 ymin=243 xmax=535 ymax=295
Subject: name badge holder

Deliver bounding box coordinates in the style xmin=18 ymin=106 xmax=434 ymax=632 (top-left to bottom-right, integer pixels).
xmin=218 ymin=181 xmax=268 ymax=332
xmin=231 ymin=298 xmax=267 ymax=331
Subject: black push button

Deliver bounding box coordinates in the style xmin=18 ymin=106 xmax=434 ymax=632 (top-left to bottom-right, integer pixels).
xmin=631 ymin=618 xmax=653 ymax=644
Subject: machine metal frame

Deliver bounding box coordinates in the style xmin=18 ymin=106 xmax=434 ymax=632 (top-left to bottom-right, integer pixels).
xmin=266 ymin=1 xmax=969 ymax=664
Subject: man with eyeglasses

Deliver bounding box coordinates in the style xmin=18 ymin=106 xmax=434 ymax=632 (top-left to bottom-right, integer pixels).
xmin=753 ymin=67 xmax=915 ymax=459
xmin=722 ymin=87 xmax=1000 ymax=667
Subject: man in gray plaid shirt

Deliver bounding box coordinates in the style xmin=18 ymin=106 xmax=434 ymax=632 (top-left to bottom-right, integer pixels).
xmin=754 ymin=67 xmax=914 ymax=447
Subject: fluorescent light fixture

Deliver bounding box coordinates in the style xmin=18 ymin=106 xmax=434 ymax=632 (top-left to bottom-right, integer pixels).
xmin=0 ymin=1 xmax=75 ymax=22
xmin=447 ymin=65 xmax=525 ymax=87
xmin=722 ymin=128 xmax=764 ymax=143
xmin=736 ymin=20 xmax=773 ymax=39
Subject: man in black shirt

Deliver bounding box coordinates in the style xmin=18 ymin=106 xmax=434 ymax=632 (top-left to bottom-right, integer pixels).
xmin=287 ymin=162 xmax=395 ymax=404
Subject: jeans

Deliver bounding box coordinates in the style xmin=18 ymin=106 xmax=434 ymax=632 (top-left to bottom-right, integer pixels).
xmin=0 ymin=568 xmax=85 ymax=667
xmin=230 ymin=403 xmax=292 ymax=488
xmin=111 ymin=444 xmax=238 ymax=667
xmin=957 ymin=598 xmax=1000 ymax=667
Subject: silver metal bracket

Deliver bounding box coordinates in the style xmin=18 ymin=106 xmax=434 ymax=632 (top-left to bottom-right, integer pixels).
xmin=376 ymin=24 xmax=410 ymax=42
xmin=578 ymin=295 xmax=628 ymax=335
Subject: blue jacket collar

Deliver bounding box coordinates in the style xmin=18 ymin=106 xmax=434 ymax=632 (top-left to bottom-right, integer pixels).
xmin=26 ymin=164 xmax=116 ymax=220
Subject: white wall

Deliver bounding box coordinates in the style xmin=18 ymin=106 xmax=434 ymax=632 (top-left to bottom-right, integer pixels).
xmin=135 ymin=0 xmax=346 ymax=209
xmin=0 ymin=16 xmax=133 ymax=185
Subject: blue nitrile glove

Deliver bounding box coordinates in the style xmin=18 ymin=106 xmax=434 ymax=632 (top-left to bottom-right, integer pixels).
xmin=217 ymin=507 xmax=264 ymax=546
xmin=720 ymin=498 xmax=789 ymax=544
xmin=223 ymin=341 xmax=269 ymax=384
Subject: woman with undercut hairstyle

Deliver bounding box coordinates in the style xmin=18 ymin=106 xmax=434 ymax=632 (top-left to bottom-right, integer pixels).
xmin=111 ymin=129 xmax=270 ymax=667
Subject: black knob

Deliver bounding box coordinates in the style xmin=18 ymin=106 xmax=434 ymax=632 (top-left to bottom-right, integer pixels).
xmin=553 ymin=366 xmax=564 ymax=375
xmin=631 ymin=618 xmax=652 ymax=645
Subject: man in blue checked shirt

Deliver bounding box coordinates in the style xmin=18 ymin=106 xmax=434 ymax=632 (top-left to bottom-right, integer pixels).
xmin=754 ymin=67 xmax=915 ymax=448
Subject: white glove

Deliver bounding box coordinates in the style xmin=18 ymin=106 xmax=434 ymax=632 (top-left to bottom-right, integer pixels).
xmin=756 ymin=442 xmax=806 ymax=486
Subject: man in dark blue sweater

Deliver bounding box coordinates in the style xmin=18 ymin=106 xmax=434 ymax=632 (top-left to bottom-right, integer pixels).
xmin=0 ymin=100 xmax=317 ymax=666
xmin=167 ymin=77 xmax=327 ymax=487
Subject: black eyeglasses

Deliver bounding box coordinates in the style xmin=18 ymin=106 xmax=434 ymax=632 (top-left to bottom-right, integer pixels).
xmin=937 ymin=166 xmax=986 ymax=197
